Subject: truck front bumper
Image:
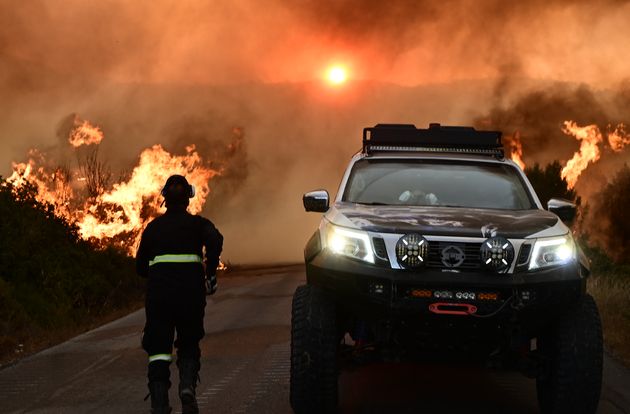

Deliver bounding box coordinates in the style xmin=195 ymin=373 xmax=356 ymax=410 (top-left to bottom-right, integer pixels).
xmin=306 ymin=251 xmax=586 ymax=334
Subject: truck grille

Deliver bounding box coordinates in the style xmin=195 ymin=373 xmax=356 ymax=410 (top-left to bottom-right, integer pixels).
xmin=426 ymin=242 xmax=481 ymax=271
xmin=517 ymin=243 xmax=532 ymax=265
xmin=372 ymin=237 xmax=388 ymax=261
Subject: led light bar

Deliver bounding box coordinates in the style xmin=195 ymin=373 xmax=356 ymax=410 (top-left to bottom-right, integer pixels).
xmin=410 ymin=289 xmax=432 ymax=298
xmin=478 ymin=292 xmax=499 ymax=301
xmin=363 ymin=123 xmax=504 ymax=157
xmin=408 ymin=288 xmax=500 ymax=301
xmin=367 ymin=146 xmax=504 ymax=156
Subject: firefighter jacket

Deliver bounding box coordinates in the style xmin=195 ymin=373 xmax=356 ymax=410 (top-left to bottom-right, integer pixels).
xmin=136 ymin=208 xmax=223 ymax=287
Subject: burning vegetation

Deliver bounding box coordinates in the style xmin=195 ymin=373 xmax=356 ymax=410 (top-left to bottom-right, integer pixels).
xmin=507 ymin=120 xmax=630 ymax=189
xmin=477 ymin=82 xmax=630 ymax=201
xmin=560 ymin=121 xmax=630 ymax=189
xmin=6 ymin=117 xmax=222 ymax=255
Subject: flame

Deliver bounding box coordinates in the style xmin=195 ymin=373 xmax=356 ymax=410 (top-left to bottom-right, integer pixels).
xmin=607 ymin=123 xmax=630 ymax=152
xmin=7 ymin=123 xmax=220 ymax=256
xmin=559 ymin=121 xmax=630 ymax=189
xmin=76 ymin=144 xmax=217 ymax=253
xmin=68 ymin=116 xmax=104 ymax=147
xmin=8 ymin=150 xmax=74 ymax=216
xmin=560 ymin=121 xmax=603 ymax=189
xmin=510 ymin=131 xmax=526 ymax=170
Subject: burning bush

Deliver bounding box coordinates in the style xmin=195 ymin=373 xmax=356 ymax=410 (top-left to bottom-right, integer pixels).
xmin=8 ymin=116 xmax=221 ymax=256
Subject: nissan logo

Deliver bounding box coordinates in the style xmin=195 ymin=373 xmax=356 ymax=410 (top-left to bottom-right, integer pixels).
xmin=441 ymin=245 xmax=465 ymax=268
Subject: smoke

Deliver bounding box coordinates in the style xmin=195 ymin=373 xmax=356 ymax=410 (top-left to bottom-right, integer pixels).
xmin=474 ymin=81 xmax=630 ymax=199
xmin=1 ymin=81 xmax=495 ymax=263
xmin=2 ymin=0 xmax=630 ymax=263
xmin=3 ymin=0 xmax=630 ymax=86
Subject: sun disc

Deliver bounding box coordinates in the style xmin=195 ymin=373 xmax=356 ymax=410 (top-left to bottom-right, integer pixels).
xmin=327 ymin=66 xmax=347 ymax=85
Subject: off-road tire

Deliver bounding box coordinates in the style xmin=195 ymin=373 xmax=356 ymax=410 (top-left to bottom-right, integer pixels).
xmin=290 ymin=284 xmax=339 ymax=414
xmin=536 ymin=294 xmax=603 ymax=414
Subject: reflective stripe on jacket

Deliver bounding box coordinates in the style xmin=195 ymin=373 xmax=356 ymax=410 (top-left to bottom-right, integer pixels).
xmin=148 ymin=254 xmax=203 ymax=267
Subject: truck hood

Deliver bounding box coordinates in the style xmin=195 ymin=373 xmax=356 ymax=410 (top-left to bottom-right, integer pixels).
xmin=328 ymin=202 xmax=562 ymax=239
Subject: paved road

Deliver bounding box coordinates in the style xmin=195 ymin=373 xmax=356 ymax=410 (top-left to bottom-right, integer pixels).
xmin=1 ymin=265 xmax=628 ymax=413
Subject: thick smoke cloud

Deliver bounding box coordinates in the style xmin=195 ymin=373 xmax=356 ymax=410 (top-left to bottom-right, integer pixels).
xmin=1 ymin=0 xmax=630 ymax=263
xmin=283 ymin=0 xmax=630 ymax=84
xmin=3 ymin=0 xmax=630 ymax=86
xmin=475 ymin=80 xmax=630 ymax=200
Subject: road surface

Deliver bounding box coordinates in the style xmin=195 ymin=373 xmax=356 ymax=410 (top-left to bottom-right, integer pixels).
xmin=1 ymin=265 xmax=629 ymax=413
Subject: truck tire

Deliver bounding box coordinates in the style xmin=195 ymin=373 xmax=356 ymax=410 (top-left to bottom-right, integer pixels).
xmin=536 ymin=294 xmax=603 ymax=414
xmin=290 ymin=284 xmax=339 ymax=414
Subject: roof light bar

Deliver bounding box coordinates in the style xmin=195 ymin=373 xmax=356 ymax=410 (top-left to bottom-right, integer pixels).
xmin=363 ymin=123 xmax=504 ymax=158
xmin=368 ymin=145 xmax=504 ymax=157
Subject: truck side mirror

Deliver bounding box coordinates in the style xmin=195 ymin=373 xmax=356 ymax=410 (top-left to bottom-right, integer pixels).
xmin=303 ymin=190 xmax=329 ymax=213
xmin=548 ymin=198 xmax=577 ymax=226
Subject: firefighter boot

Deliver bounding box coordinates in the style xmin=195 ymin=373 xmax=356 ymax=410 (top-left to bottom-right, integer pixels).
xmin=148 ymin=381 xmax=172 ymax=414
xmin=178 ymin=358 xmax=200 ymax=414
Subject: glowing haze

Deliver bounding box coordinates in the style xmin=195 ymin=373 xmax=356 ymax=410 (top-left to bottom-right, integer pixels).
xmin=2 ymin=0 xmax=630 ymax=263
xmin=2 ymin=0 xmax=630 ymax=86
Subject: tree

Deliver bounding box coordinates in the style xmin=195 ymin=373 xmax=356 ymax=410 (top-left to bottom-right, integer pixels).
xmin=525 ymin=161 xmax=580 ymax=207
xmin=78 ymin=148 xmax=111 ymax=198
xmin=590 ymin=164 xmax=630 ymax=263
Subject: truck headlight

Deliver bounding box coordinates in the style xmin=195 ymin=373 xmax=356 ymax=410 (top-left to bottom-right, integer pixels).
xmin=528 ymin=235 xmax=575 ymax=270
xmin=324 ymin=223 xmax=375 ymax=264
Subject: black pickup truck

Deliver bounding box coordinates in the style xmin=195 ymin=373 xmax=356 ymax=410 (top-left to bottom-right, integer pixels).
xmin=290 ymin=123 xmax=602 ymax=414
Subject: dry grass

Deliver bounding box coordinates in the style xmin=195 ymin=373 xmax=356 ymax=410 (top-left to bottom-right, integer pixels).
xmin=588 ymin=275 xmax=630 ymax=367
xmin=0 ymin=300 xmax=143 ymax=369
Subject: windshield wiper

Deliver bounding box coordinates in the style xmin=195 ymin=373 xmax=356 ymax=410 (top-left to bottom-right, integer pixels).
xmin=355 ymin=201 xmax=389 ymax=206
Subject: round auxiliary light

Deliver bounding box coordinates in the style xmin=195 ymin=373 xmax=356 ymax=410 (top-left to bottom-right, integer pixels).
xmin=480 ymin=236 xmax=515 ymax=273
xmin=396 ymin=234 xmax=429 ymax=268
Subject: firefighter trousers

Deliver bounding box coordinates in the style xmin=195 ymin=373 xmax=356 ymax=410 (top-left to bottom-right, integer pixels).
xmin=142 ymin=280 xmax=206 ymax=385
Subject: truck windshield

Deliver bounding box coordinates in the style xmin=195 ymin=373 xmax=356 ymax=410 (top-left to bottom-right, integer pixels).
xmin=343 ymin=159 xmax=536 ymax=210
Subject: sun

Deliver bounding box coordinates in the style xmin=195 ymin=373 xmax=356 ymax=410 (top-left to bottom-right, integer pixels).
xmin=326 ymin=66 xmax=348 ymax=85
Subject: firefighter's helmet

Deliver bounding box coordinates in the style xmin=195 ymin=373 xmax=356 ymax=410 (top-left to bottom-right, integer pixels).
xmin=161 ymin=175 xmax=195 ymax=204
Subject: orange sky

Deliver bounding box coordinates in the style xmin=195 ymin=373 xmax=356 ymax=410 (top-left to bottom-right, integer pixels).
xmin=2 ymin=0 xmax=630 ymax=87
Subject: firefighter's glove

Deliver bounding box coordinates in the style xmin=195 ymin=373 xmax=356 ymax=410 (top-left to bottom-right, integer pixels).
xmin=206 ymin=273 xmax=218 ymax=295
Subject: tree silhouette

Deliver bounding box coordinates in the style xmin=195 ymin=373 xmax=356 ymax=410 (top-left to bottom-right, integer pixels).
xmin=525 ymin=161 xmax=580 ymax=207
xmin=78 ymin=148 xmax=111 ymax=198
xmin=591 ymin=164 xmax=630 ymax=263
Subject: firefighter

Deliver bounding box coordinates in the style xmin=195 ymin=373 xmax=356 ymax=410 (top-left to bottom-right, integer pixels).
xmin=137 ymin=174 xmax=223 ymax=414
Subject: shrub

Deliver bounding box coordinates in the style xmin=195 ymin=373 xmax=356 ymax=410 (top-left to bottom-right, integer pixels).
xmin=0 ymin=178 xmax=143 ymax=362
xmin=588 ymin=165 xmax=630 ymax=264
